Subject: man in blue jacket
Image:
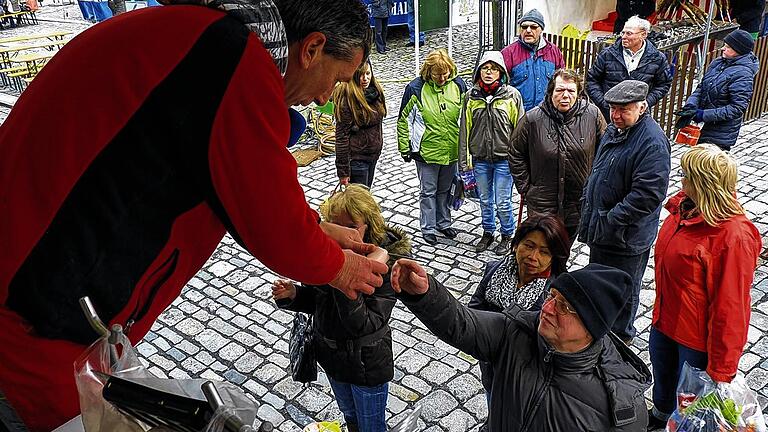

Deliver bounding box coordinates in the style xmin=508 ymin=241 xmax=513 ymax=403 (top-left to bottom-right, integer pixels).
xmin=586 ymin=15 xmax=672 ymax=121
xmin=578 ymin=80 xmax=671 ymax=344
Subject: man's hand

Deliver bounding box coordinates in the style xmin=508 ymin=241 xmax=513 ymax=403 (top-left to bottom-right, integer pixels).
xmin=329 ymin=250 xmax=389 ymax=300
xmin=339 ymin=176 xmax=350 ymax=186
xmin=391 ymin=258 xmax=429 ymax=295
xmin=367 ymin=246 xmax=389 ymax=264
xmin=272 ymin=279 xmax=297 ymax=301
xmin=320 ymin=221 xmax=377 ymax=255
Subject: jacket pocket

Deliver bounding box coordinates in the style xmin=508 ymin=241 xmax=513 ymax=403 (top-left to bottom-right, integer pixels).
xmin=592 ymin=210 xmax=626 ymax=248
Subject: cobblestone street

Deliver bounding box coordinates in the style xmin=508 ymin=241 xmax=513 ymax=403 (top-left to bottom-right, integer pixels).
xmin=1 ymin=8 xmax=767 ymax=431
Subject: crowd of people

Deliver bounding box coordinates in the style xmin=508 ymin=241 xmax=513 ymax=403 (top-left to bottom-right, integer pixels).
xmin=0 ymin=1 xmax=763 ymax=432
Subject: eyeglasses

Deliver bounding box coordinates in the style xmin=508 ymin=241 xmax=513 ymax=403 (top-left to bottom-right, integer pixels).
xmin=544 ymin=292 xmax=577 ymax=315
xmin=677 ymin=168 xmax=687 ymax=178
xmin=480 ymin=66 xmax=500 ymax=73
xmin=620 ymin=30 xmax=645 ymax=37
xmin=520 ymin=24 xmax=539 ymax=30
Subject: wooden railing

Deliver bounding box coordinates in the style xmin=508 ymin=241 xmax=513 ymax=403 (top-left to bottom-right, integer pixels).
xmin=544 ymin=33 xmax=768 ymax=137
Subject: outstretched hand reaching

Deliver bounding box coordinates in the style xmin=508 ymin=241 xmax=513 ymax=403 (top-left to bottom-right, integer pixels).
xmin=391 ymin=258 xmax=429 ymax=295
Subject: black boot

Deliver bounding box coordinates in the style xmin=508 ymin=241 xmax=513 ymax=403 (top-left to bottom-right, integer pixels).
xmin=646 ymin=409 xmax=667 ymax=431
xmin=494 ymin=234 xmax=512 ymax=255
xmin=475 ymin=232 xmax=494 ymax=252
xmin=346 ymin=422 xmax=360 ymax=432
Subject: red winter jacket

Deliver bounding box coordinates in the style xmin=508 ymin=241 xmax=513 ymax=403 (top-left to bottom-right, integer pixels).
xmin=0 ymin=6 xmax=343 ymax=430
xmin=652 ymin=191 xmax=761 ymax=383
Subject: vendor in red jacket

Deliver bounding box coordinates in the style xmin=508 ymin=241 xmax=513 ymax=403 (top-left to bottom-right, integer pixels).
xmin=0 ymin=0 xmax=386 ymax=430
xmin=646 ymin=144 xmax=762 ymax=430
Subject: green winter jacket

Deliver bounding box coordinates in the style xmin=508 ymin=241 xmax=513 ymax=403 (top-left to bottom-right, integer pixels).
xmin=397 ymin=75 xmax=467 ymax=165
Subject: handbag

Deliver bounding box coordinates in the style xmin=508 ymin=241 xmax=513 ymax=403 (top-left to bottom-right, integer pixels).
xmin=447 ymin=174 xmax=465 ymax=210
xmin=289 ymin=313 xmax=317 ymax=383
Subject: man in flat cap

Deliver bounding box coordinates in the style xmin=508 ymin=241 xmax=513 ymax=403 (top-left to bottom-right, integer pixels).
xmin=501 ymin=9 xmax=565 ymax=111
xmin=390 ymin=259 xmax=651 ymax=431
xmin=587 ymin=15 xmax=672 ymax=122
xmin=578 ymin=80 xmax=671 ymax=345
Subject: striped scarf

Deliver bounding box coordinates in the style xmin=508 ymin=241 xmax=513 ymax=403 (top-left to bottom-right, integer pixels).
xmin=157 ymin=0 xmax=288 ymax=76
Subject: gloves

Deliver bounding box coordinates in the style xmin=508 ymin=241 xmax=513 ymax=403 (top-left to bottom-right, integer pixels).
xmin=675 ymin=115 xmax=693 ymax=130
xmin=675 ymin=108 xmax=697 ymax=118
xmin=401 ymin=152 xmax=412 ymax=163
xmin=693 ymin=109 xmax=704 ymax=123
xmin=329 ymin=250 xmax=388 ymax=300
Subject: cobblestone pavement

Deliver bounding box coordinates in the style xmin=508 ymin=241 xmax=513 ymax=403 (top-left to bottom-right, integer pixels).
xmin=1 ymin=11 xmax=767 ymax=431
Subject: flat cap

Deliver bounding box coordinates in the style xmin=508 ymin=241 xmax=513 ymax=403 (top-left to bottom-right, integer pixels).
xmin=604 ymin=80 xmax=648 ymax=105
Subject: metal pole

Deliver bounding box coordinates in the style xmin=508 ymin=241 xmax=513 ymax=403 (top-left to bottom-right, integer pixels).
xmin=414 ymin=0 xmax=420 ymax=75
xmin=448 ymin=0 xmax=453 ymax=58
xmin=698 ymin=0 xmax=716 ymax=82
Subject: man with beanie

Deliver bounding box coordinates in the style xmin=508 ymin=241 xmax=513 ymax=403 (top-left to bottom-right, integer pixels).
xmin=579 ymin=80 xmax=671 ymax=345
xmin=501 ymin=9 xmax=565 ymax=111
xmin=390 ymin=259 xmax=652 ymax=431
xmin=587 ymin=15 xmax=672 ymax=122
xmin=676 ymin=29 xmax=759 ymax=151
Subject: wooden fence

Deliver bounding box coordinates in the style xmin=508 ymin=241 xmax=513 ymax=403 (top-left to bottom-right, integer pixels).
xmin=545 ymin=33 xmax=768 ymax=137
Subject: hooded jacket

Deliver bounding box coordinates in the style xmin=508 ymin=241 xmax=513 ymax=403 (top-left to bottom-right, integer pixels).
xmin=501 ymin=36 xmax=565 ymax=111
xmin=653 ymin=191 xmax=761 ymax=382
xmin=578 ymin=114 xmax=671 ymax=255
xmin=397 ymin=73 xmax=467 ymax=165
xmin=685 ymin=53 xmax=759 ymax=149
xmin=586 ymin=39 xmax=672 ymax=120
xmin=399 ymin=276 xmax=652 ymax=432
xmin=458 ymin=51 xmax=525 ymax=171
xmin=278 ymin=226 xmax=411 ymax=386
xmin=509 ymin=97 xmax=607 ymax=228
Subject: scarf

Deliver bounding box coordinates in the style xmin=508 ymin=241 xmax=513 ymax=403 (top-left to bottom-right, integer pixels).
xmin=364 ymin=86 xmax=380 ymax=105
xmin=157 ymin=0 xmax=288 ymax=76
xmin=477 ymin=79 xmax=501 ymax=97
xmin=486 ymin=255 xmax=549 ymax=311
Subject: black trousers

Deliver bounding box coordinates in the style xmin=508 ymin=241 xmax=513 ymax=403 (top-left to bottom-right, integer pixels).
xmin=374 ymin=17 xmax=388 ymax=53
xmin=614 ymin=0 xmax=655 ymax=33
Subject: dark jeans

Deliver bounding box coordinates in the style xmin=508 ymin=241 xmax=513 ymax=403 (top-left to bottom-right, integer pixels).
xmin=349 ymin=159 xmax=377 ymax=188
xmin=374 ymin=17 xmax=388 ymax=53
xmin=0 ymin=389 xmax=28 ymax=432
xmin=649 ymin=326 xmax=708 ymax=418
xmin=588 ymin=246 xmax=651 ymax=341
xmin=328 ymin=377 xmax=388 ymax=432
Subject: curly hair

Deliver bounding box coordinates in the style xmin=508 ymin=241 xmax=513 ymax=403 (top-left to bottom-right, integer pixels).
xmin=680 ymin=144 xmax=744 ymax=226
xmin=318 ymin=184 xmax=387 ymax=246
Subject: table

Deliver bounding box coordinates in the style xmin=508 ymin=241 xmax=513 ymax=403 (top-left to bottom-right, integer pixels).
xmin=0 ymin=30 xmax=72 ymax=45
xmin=10 ymin=51 xmax=54 ymax=75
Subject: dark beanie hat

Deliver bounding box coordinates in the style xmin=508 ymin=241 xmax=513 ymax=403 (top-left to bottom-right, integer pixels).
xmin=724 ymin=29 xmax=754 ymax=55
xmin=518 ymin=9 xmax=545 ymax=30
xmin=551 ymin=263 xmax=632 ymax=341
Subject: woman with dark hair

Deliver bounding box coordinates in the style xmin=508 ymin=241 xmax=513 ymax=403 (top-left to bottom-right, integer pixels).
xmin=509 ymin=69 xmax=606 ymax=243
xmin=332 ymin=60 xmax=387 ymax=187
xmin=466 ymin=214 xmax=570 ymax=422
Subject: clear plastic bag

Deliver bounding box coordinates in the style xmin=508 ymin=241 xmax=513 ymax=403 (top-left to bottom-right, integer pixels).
xmin=74 ymin=329 xmax=259 ymax=431
xmin=665 ymin=362 xmax=767 ymax=432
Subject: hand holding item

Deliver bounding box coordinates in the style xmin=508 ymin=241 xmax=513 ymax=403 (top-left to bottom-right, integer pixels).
xmin=367 ymin=246 xmax=389 ymax=264
xmin=272 ymin=279 xmax=297 ymax=301
xmin=329 ymin=250 xmax=388 ymax=300
xmin=320 ymin=221 xmax=377 ymax=255
xmin=391 ymin=258 xmax=429 ymax=295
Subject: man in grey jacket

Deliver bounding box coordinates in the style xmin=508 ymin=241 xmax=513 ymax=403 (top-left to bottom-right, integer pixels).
xmin=391 ymin=260 xmax=651 ymax=431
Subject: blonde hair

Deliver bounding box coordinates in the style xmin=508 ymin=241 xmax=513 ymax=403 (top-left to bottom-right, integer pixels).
xmin=419 ymin=48 xmax=457 ymax=82
xmin=332 ymin=61 xmax=386 ymax=126
xmin=319 ymin=184 xmax=387 ymax=246
xmin=680 ymin=144 xmax=744 ymax=226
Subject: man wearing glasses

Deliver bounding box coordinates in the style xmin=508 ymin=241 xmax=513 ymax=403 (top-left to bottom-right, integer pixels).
xmin=500 ymin=9 xmax=565 ymax=111
xmin=586 ymin=15 xmax=672 ymax=121
xmin=390 ymin=260 xmax=651 ymax=431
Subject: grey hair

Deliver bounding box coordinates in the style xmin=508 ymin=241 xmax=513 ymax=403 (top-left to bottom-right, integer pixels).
xmin=624 ymin=15 xmax=650 ymax=33
xmin=274 ymin=0 xmax=372 ymax=61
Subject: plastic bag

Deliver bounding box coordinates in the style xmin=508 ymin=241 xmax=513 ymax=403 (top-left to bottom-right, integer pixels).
xmin=447 ymin=174 xmax=465 ymax=210
xmin=674 ymin=124 xmax=701 ymax=146
xmin=302 ymin=421 xmax=341 ymax=432
xmin=665 ymin=362 xmax=767 ymax=432
xmin=289 ymin=313 xmax=317 ymax=383
xmin=460 ymin=170 xmax=478 ymax=199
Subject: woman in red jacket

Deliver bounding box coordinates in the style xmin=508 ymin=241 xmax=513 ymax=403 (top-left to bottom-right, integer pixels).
xmin=646 ymin=144 xmax=762 ymax=430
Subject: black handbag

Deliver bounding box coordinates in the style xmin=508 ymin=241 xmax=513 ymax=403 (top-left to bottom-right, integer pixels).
xmin=289 ymin=313 xmax=317 ymax=383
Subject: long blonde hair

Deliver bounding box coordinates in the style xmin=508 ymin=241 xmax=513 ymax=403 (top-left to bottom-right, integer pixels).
xmin=319 ymin=185 xmax=387 ymax=246
xmin=680 ymin=144 xmax=744 ymax=226
xmin=332 ymin=61 xmax=386 ymax=126
xmin=419 ymin=48 xmax=457 ymax=82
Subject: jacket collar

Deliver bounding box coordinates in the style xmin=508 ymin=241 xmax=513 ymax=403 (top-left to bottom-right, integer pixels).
xmin=664 ymin=191 xmax=706 ymax=226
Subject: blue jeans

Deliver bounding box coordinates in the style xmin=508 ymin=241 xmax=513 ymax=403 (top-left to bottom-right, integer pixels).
xmin=415 ymin=160 xmax=456 ymax=235
xmin=328 ymin=377 xmax=388 ymax=432
xmin=649 ymin=327 xmax=708 ymax=418
xmin=407 ymin=10 xmax=425 ymax=43
xmin=588 ymin=246 xmax=651 ymax=341
xmin=349 ymin=159 xmax=377 ymax=188
xmin=473 ymin=160 xmax=515 ymax=236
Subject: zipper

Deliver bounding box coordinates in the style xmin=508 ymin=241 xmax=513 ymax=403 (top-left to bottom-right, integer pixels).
xmin=125 ymin=249 xmax=179 ymax=335
xmin=520 ymin=349 xmax=555 ymax=431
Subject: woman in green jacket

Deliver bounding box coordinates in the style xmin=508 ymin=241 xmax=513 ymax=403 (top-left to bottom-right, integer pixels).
xmin=397 ymin=49 xmax=467 ymax=245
